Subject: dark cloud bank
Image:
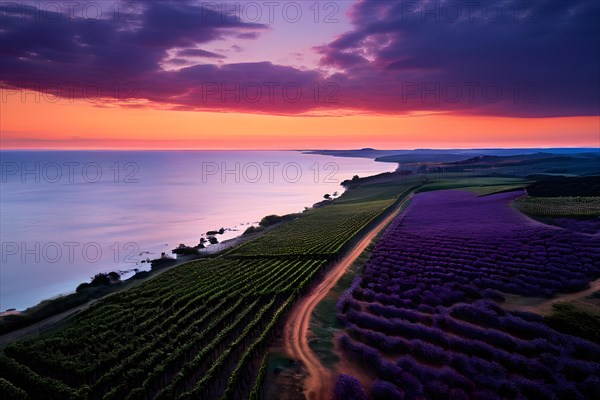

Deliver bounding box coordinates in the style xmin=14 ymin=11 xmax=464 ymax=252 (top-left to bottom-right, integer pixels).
xmin=1 ymin=0 xmax=598 ymax=116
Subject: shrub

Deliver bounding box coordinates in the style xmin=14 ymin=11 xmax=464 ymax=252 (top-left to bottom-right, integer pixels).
xmin=333 ymin=375 xmax=368 ymax=400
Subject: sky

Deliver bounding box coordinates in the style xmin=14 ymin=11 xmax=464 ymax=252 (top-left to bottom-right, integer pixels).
xmin=1 ymin=0 xmax=599 ymax=150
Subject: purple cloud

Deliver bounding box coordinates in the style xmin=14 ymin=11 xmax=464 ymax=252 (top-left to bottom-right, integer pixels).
xmin=1 ymin=0 xmax=598 ymax=117
xmin=315 ymin=0 xmax=600 ymax=117
xmin=236 ymin=32 xmax=261 ymax=40
xmin=176 ymin=49 xmax=225 ymax=59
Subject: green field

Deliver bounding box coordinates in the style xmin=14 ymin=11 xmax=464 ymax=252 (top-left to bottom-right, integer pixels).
xmin=467 ymin=184 xmax=527 ymax=196
xmin=0 ymin=177 xmax=417 ymax=400
xmin=513 ymin=196 xmax=600 ymax=217
xmin=417 ymin=177 xmax=527 ymax=194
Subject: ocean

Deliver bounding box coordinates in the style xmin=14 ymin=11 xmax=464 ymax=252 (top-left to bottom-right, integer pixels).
xmin=0 ymin=150 xmax=395 ymax=310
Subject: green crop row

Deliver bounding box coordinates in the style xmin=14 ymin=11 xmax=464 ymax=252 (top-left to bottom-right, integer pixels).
xmin=514 ymin=196 xmax=600 ymax=217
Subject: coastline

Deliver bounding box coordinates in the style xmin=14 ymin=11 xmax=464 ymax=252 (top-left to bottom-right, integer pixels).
xmin=0 ymin=176 xmax=362 ymax=339
xmin=0 ymin=208 xmax=302 ymax=345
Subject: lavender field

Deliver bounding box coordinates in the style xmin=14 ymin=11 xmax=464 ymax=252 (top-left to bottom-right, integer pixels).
xmin=337 ymin=190 xmax=600 ymax=399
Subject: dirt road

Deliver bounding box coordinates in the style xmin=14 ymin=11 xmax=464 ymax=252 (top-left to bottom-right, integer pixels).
xmin=283 ymin=194 xmax=413 ymax=400
xmin=504 ymin=276 xmax=600 ymax=315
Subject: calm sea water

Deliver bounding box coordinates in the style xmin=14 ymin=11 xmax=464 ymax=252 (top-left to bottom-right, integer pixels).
xmin=0 ymin=151 xmax=395 ymax=310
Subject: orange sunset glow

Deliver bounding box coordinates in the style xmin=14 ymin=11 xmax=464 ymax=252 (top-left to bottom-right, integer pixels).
xmin=1 ymin=96 xmax=598 ymax=150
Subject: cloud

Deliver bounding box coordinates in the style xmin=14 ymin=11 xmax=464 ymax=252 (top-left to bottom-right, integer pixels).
xmin=0 ymin=1 xmax=261 ymax=84
xmin=314 ymin=0 xmax=600 ymax=117
xmin=236 ymin=32 xmax=261 ymax=40
xmin=314 ymin=46 xmax=368 ymax=69
xmin=167 ymin=58 xmax=191 ymax=66
xmin=138 ymin=62 xmax=329 ymax=114
xmin=1 ymin=0 xmax=598 ymax=117
xmin=176 ymin=48 xmax=226 ymax=59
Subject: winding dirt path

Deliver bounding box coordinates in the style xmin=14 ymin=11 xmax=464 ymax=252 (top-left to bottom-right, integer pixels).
xmin=283 ymin=194 xmax=414 ymax=400
xmin=504 ymin=277 xmax=600 ymax=315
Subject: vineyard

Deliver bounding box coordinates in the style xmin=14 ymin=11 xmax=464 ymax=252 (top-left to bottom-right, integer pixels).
xmin=0 ymin=257 xmax=327 ymax=399
xmin=229 ymin=199 xmax=395 ymax=258
xmin=336 ymin=190 xmax=600 ymax=399
xmin=514 ymin=195 xmax=600 ymax=218
xmin=0 ymin=180 xmax=414 ymax=400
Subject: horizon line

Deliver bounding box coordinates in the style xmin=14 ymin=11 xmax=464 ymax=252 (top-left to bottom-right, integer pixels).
xmin=1 ymin=146 xmax=598 ymax=152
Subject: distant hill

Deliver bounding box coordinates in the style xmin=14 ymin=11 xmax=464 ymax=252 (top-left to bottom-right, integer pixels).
xmin=303 ymin=148 xmax=599 ymax=163
xmin=375 ymin=154 xmax=472 ymax=163
xmin=452 ymin=152 xmax=559 ymax=166
xmin=302 ymin=149 xmax=402 ymax=159
xmin=439 ymin=152 xmax=600 ymax=176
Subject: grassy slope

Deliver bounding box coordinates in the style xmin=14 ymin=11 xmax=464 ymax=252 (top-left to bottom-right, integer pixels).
xmin=416 ymin=177 xmax=527 ymax=193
